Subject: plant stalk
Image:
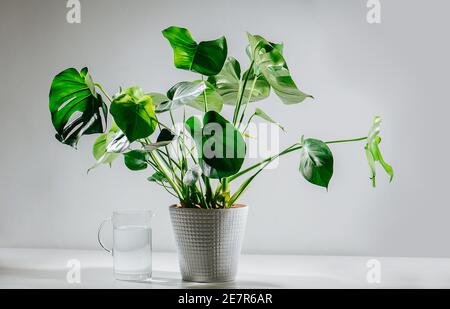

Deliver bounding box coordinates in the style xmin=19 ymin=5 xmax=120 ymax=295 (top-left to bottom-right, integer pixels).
xmin=148 ymin=151 xmax=183 ymax=198
xmin=227 ymin=136 xmax=368 ymax=204
xmin=94 ymin=83 xmax=113 ymax=102
xmin=201 ymin=75 xmax=208 ymax=112
xmin=326 ymin=137 xmax=367 ymax=144
xmin=237 ymin=76 xmax=257 ymax=128
xmin=242 ymin=111 xmax=256 ymax=134
xmin=233 ymin=61 xmax=254 ymax=125
xmin=228 ymin=136 xmax=368 ymax=183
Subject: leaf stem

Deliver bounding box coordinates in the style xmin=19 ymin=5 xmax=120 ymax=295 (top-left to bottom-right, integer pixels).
xmin=201 ymin=75 xmax=208 ymax=112
xmin=94 ymin=83 xmax=113 ymax=102
xmin=148 ymin=151 xmax=183 ymax=198
xmin=326 ymin=137 xmax=367 ymax=144
xmin=233 ymin=61 xmax=254 ymax=125
xmin=227 ymin=136 xmax=368 ymax=204
xmin=228 ymin=144 xmax=301 ymax=182
xmin=155 ymin=180 xmax=178 ymax=198
xmin=238 ymin=76 xmax=257 ymax=128
xmin=228 ymin=136 xmax=368 ymax=183
xmin=242 ymin=112 xmax=256 ymax=134
xmin=156 ymin=149 xmax=181 ymax=169
xmin=156 ymin=122 xmax=177 ymax=182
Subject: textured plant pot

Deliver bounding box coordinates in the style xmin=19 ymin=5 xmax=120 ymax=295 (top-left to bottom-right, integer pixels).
xmin=169 ymin=204 xmax=248 ymax=282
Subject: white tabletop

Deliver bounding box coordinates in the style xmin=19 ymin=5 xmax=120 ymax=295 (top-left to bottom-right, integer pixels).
xmin=0 ymin=248 xmax=449 ymax=288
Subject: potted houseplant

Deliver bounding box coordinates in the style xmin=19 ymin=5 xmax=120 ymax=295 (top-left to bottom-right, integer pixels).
xmin=48 ymin=26 xmax=393 ymax=282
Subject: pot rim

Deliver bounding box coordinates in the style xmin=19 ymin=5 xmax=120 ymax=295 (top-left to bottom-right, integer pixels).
xmin=169 ymin=204 xmax=247 ymax=210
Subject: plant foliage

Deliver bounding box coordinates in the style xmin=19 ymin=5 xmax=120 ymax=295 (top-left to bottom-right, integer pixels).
xmin=48 ymin=27 xmax=394 ymax=209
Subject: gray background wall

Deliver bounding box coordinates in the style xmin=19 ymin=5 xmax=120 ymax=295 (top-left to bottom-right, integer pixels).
xmin=1 ymin=0 xmax=448 ymax=257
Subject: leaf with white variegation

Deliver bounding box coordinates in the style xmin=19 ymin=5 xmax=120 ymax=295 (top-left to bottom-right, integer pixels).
xmin=49 ymin=67 xmax=107 ymax=148
xmin=88 ymin=126 xmax=130 ymax=173
xmin=183 ymin=164 xmax=202 ymax=186
xmin=147 ymin=92 xmax=169 ymax=106
xmin=365 ymin=116 xmax=394 ymax=187
xmin=188 ymin=81 xmax=223 ymax=112
xmin=299 ymin=138 xmax=334 ymax=189
xmin=155 ymin=81 xmax=207 ymax=113
xmin=247 ymin=33 xmax=312 ymax=104
xmin=106 ymin=131 xmax=130 ymax=153
xmin=208 ymin=57 xmax=270 ymax=105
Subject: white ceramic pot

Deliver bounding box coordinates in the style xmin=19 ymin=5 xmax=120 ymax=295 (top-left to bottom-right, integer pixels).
xmin=169 ymin=205 xmax=248 ymax=282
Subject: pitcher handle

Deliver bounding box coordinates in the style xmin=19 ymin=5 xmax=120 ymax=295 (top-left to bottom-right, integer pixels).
xmin=97 ymin=218 xmax=112 ymax=254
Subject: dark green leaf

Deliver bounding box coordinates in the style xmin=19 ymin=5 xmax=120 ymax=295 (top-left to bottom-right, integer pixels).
xmin=124 ymin=150 xmax=148 ymax=171
xmin=247 ymin=33 xmax=312 ymax=104
xmin=110 ymin=86 xmax=157 ymax=142
xmin=162 ymin=26 xmax=227 ymax=76
xmin=49 ymin=67 xmax=107 ymax=148
xmin=299 ymin=138 xmax=334 ymax=188
xmin=208 ymin=57 xmax=270 ymax=105
xmin=186 ymin=111 xmax=246 ymax=179
xmin=365 ymin=116 xmax=394 ymax=187
xmin=144 ymin=128 xmax=176 ymax=151
xmin=147 ymin=171 xmax=167 ymax=183
xmin=157 ymin=128 xmax=176 ymax=143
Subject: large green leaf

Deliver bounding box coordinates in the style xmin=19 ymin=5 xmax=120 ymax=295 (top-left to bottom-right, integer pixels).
xmin=155 ymin=81 xmax=207 ymax=113
xmin=162 ymin=26 xmax=227 ymax=76
xmin=49 ymin=67 xmax=107 ymax=147
xmin=110 ymin=86 xmax=157 ymax=142
xmin=208 ymin=57 xmax=270 ymax=105
xmin=365 ymin=116 xmax=394 ymax=187
xmin=186 ymin=111 xmax=246 ymax=179
xmin=124 ymin=150 xmax=148 ymax=171
xmin=299 ymin=138 xmax=334 ymax=189
xmin=247 ymin=33 xmax=312 ymax=104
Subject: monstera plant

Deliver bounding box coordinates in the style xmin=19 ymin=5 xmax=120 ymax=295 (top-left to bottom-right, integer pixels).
xmin=49 ymin=26 xmax=393 ymax=209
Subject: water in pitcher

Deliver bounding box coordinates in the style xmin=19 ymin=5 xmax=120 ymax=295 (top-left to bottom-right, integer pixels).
xmin=113 ymin=225 xmax=152 ymax=280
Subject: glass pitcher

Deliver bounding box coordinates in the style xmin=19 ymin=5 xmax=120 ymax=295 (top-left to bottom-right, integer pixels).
xmin=98 ymin=210 xmax=154 ymax=281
